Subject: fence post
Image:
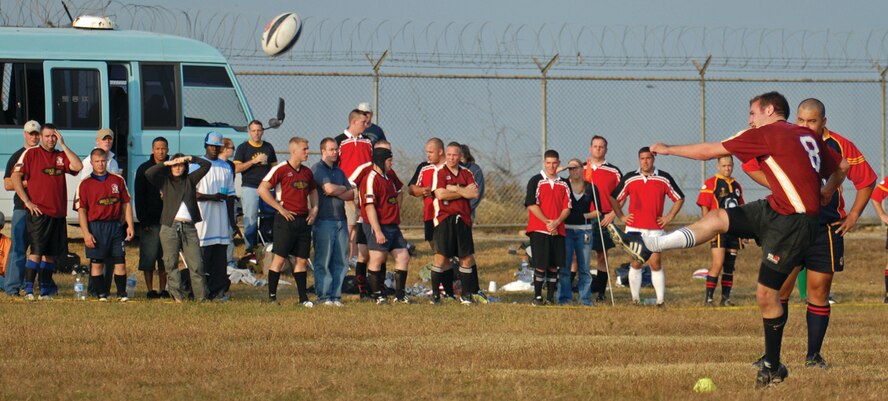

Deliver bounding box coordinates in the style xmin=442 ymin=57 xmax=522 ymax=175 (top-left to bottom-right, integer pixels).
xmin=534 ymin=55 xmax=559 ymax=158
xmin=879 ymin=63 xmax=888 ymax=178
xmin=693 ymin=55 xmax=712 ymax=185
xmin=366 ymin=50 xmax=389 ymax=124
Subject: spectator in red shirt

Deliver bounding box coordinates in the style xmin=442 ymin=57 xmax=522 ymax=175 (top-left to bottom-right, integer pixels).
xmin=610 ymin=147 xmax=685 ymax=306
xmin=583 ymin=135 xmax=623 ymax=301
xmin=525 ymin=150 xmax=571 ymax=306
xmin=335 ymin=109 xmax=372 ymax=263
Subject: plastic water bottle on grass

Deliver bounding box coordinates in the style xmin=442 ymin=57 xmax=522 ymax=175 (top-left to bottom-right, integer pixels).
xmin=74 ymin=275 xmax=85 ymax=300
xmin=126 ymin=274 xmax=137 ymax=298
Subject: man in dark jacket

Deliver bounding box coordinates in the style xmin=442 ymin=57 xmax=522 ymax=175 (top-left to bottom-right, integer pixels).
xmin=134 ymin=137 xmax=169 ymax=298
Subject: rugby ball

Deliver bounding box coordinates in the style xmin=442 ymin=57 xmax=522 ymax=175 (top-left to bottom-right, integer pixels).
xmin=692 ymin=268 xmax=709 ymax=279
xmin=261 ymin=12 xmax=302 ymax=56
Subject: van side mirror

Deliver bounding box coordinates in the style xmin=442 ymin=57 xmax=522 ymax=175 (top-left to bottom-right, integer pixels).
xmin=266 ymin=98 xmax=285 ymax=129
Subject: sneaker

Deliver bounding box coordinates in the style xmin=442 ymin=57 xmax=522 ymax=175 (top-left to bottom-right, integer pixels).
xmin=38 ymin=294 xmax=53 ymax=301
xmin=751 ymin=354 xmax=766 ymax=369
xmin=332 ymin=300 xmax=344 ymax=307
xmin=146 ymin=290 xmax=160 ymax=299
xmin=632 ymin=298 xmax=641 ymax=306
xmin=301 ymin=301 xmax=314 ymax=308
xmin=656 ymin=301 xmax=666 ymax=308
xmin=596 ymin=294 xmax=606 ymax=302
xmin=118 ymin=296 xmax=129 ymax=302
xmin=704 ymin=298 xmax=715 ymax=307
xmin=805 ymin=353 xmax=829 ymax=369
xmin=755 ymin=363 xmax=788 ymax=389
xmin=395 ymin=296 xmax=411 ymax=304
xmin=607 ymin=224 xmax=652 ymax=263
xmin=323 ymin=300 xmax=335 ymax=306
xmin=98 ymin=296 xmax=109 ymax=302
xmin=720 ymin=298 xmax=735 ymax=307
xmin=159 ymin=290 xmax=171 ymax=299
xmin=216 ymin=293 xmax=230 ymax=302
xmin=827 ymin=294 xmax=838 ymax=305
xmin=472 ymin=292 xmax=489 ymax=304
xmin=375 ymin=296 xmax=387 ymax=305
xmin=531 ymin=296 xmax=545 ymax=306
xmin=459 ymin=295 xmax=474 ymax=305
xmin=47 ymin=282 xmax=59 ymax=296
xmin=24 ymin=293 xmax=36 ymax=301
xmin=267 ymin=295 xmax=278 ymax=304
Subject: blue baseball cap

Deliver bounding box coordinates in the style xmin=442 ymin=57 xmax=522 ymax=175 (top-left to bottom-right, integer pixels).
xmin=204 ymin=131 xmax=224 ymax=146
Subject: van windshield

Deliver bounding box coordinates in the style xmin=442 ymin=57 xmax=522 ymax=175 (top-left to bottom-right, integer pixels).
xmin=182 ymin=65 xmax=247 ymax=131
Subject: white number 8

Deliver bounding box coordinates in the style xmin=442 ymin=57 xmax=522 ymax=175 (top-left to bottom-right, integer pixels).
xmin=799 ymin=136 xmax=821 ymax=171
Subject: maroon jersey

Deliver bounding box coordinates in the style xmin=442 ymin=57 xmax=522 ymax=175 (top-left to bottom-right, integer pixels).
xmin=74 ymin=174 xmax=131 ymax=221
xmin=432 ymin=164 xmax=476 ymax=227
xmin=525 ymin=171 xmax=571 ymax=236
xmin=722 ymin=121 xmax=842 ymax=216
xmin=361 ymin=169 xmax=401 ymax=225
xmin=262 ymin=161 xmax=316 ymax=215
xmin=613 ymin=169 xmax=684 ymax=230
xmin=350 ymin=162 xmax=403 ymax=206
xmin=583 ymin=160 xmax=622 ymax=214
xmin=337 ymin=132 xmax=372 ymax=182
xmin=14 ymin=146 xmax=76 ymax=218
xmin=409 ymin=161 xmax=440 ymax=221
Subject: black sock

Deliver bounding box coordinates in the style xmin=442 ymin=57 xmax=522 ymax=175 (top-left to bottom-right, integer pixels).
xmin=597 ymin=270 xmax=608 ymax=297
xmin=267 ymin=270 xmax=280 ymax=299
xmin=459 ymin=266 xmax=474 ymax=297
xmin=380 ymin=263 xmax=387 ymax=278
xmin=721 ymin=273 xmax=733 ymax=299
xmin=355 ymin=262 xmax=368 ymax=295
xmin=533 ymin=269 xmax=545 ymax=298
xmin=546 ymin=268 xmax=558 ymax=302
xmin=369 ymin=270 xmax=385 ymax=298
xmin=24 ymin=266 xmax=37 ymax=293
xmin=442 ymin=268 xmax=455 ymax=296
xmin=780 ymin=299 xmax=789 ymax=325
xmin=114 ymin=274 xmax=126 ymax=297
xmin=705 ymin=275 xmax=718 ymax=300
xmin=292 ymin=271 xmax=308 ymax=303
xmin=90 ymin=274 xmax=105 ymax=298
xmin=806 ymin=303 xmax=831 ymax=358
xmin=763 ymin=316 xmax=786 ymax=371
xmin=37 ymin=269 xmax=51 ymax=290
xmin=430 ymin=266 xmax=443 ymax=299
xmin=395 ymin=270 xmax=407 ymax=299
xmin=470 ymin=265 xmax=480 ymax=294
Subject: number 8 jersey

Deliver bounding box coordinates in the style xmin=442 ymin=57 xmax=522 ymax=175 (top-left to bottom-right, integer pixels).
xmin=722 ymin=120 xmax=843 ymax=216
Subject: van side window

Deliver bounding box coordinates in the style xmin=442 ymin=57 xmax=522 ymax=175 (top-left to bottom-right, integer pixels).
xmin=141 ymin=64 xmax=179 ymax=130
xmin=0 ymin=62 xmax=45 ymax=127
xmin=182 ymin=65 xmax=247 ymax=131
xmin=51 ymin=68 xmax=101 ymax=130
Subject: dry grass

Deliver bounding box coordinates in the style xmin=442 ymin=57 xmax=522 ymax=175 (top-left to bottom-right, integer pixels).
xmin=1 ymin=226 xmax=887 ymax=400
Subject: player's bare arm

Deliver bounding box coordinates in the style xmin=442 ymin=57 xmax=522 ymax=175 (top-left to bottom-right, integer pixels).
xmin=658 ymin=198 xmax=685 ymax=228
xmin=650 ymin=142 xmax=731 ymax=161
xmin=78 ymin=208 xmax=95 ymax=249
xmin=124 ymin=202 xmax=135 ymax=241
xmin=833 ymin=182 xmax=874 ymax=235
xmin=307 ymin=189 xmax=319 ymax=225
xmin=820 ymin=159 xmax=850 ymax=205
xmin=871 ymin=198 xmax=888 ymax=225
xmin=55 ymin=130 xmax=83 ymax=173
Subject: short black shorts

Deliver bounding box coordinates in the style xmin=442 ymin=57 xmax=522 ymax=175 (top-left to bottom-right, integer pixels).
xmin=424 ymin=220 xmax=434 ymax=242
xmin=884 ymin=227 xmax=888 ymax=250
xmin=362 ymin=223 xmax=409 ymax=252
xmin=434 ymin=215 xmax=475 ymax=258
xmin=710 ymin=233 xmax=740 ymax=249
xmin=355 ymin=221 xmax=367 ymax=245
xmin=802 ymin=224 xmax=844 ymax=273
xmin=725 ymin=199 xmax=817 ymax=275
xmin=528 ymin=232 xmax=565 ymax=269
xmin=272 ymin=214 xmax=312 ymax=259
xmin=85 ymin=221 xmax=126 ymax=262
xmin=590 ymin=218 xmax=614 ymax=252
xmin=26 ymin=214 xmax=67 ymax=256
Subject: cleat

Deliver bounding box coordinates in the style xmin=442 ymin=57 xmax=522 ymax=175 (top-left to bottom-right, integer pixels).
xmin=751 ymin=354 xmax=766 ymax=369
xmin=459 ymin=295 xmax=475 ymax=305
xmin=704 ymin=298 xmax=715 ymax=307
xmin=755 ymin=363 xmax=788 ymax=389
xmin=596 ymin=294 xmax=606 ymax=302
xmin=267 ymin=295 xmax=278 ymax=304
xmin=323 ymin=300 xmax=334 ymax=306
xmin=395 ymin=296 xmax=411 ymax=304
xmin=531 ymin=296 xmax=545 ymax=306
xmin=332 ymin=301 xmax=344 ymax=307
xmin=720 ymin=297 xmax=735 ymax=307
xmin=656 ymin=301 xmax=665 ymax=308
xmin=430 ymin=296 xmax=442 ymax=305
xmin=24 ymin=293 xmax=36 ymax=301
xmin=118 ymin=296 xmax=129 ymax=302
xmin=631 ymin=299 xmax=641 ymax=306
xmin=301 ymin=301 xmax=314 ymax=308
xmin=607 ymin=224 xmax=652 ymax=263
xmin=375 ymin=296 xmax=387 ymax=305
xmin=805 ymin=353 xmax=829 ymax=369
xmin=159 ymin=290 xmax=171 ymax=299
xmin=146 ymin=290 xmax=160 ymax=299
xmin=98 ymin=296 xmax=109 ymax=302
xmin=473 ymin=292 xmax=489 ymax=304
xmin=827 ymin=294 xmax=838 ymax=305
xmin=38 ymin=294 xmax=53 ymax=301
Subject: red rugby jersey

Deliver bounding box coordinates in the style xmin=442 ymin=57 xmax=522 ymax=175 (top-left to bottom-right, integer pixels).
xmin=74 ymin=173 xmax=131 ymax=221
xmin=613 ymin=169 xmax=684 ymax=230
xmin=361 ymin=169 xmax=401 ymax=225
xmin=262 ymin=161 xmax=316 ymax=214
xmin=821 ymin=130 xmax=877 ymax=221
xmin=14 ymin=146 xmax=76 ymax=218
xmin=337 ymin=132 xmax=372 ymax=181
xmin=583 ymin=160 xmax=622 ymax=213
xmin=722 ymin=121 xmax=842 ymax=216
xmin=871 ymin=177 xmax=888 ymax=203
xmin=432 ymin=164 xmax=476 ymax=227
xmin=409 ymin=161 xmax=440 ymax=221
xmin=697 ymin=174 xmax=744 ymax=211
xmin=525 ymin=171 xmax=571 ymax=236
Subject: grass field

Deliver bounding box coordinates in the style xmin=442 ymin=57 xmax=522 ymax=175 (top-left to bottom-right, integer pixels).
xmin=1 ymin=226 xmax=887 ymax=400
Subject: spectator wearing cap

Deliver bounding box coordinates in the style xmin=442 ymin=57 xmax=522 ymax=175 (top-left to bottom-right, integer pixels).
xmin=135 ymin=136 xmax=170 ymax=299
xmin=357 ymin=102 xmax=386 ymax=145
xmin=192 ymin=131 xmax=239 ymax=301
xmin=3 ymin=121 xmax=41 ymax=296
xmin=233 ymin=120 xmax=277 ymax=257
xmin=79 ymin=128 xmax=121 ymax=178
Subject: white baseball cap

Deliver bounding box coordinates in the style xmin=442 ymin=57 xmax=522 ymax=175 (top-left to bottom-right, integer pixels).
xmin=24 ymin=120 xmax=41 ymax=133
xmin=357 ymin=102 xmax=373 ymax=113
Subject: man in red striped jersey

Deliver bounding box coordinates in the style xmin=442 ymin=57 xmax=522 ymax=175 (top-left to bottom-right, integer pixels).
xmin=335 ymin=110 xmax=373 ymax=264
xmin=583 ymin=135 xmax=622 ymax=301
xmin=609 ymin=91 xmax=849 ymax=388
xmin=870 ymin=177 xmax=888 ymax=304
xmin=610 ymin=147 xmax=685 ymax=306
xmin=408 ymin=138 xmax=445 ymax=252
xmin=525 ymin=150 xmax=571 ymax=306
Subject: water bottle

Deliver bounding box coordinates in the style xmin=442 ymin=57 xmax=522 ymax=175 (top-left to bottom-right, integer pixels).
xmin=126 ymin=273 xmax=137 ymax=298
xmin=74 ymin=275 xmax=86 ymax=300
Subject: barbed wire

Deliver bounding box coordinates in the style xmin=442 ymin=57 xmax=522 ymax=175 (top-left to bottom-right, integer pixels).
xmin=3 ymin=0 xmax=888 ymax=74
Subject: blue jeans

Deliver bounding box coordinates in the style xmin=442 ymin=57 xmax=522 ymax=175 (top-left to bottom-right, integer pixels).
xmin=559 ymin=228 xmax=592 ymax=305
xmin=4 ymin=209 xmax=28 ymax=295
xmin=312 ymin=219 xmax=349 ymax=302
xmin=241 ymin=186 xmax=260 ymax=250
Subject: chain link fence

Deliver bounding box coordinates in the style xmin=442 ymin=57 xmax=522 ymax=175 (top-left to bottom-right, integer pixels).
xmin=237 ymin=71 xmax=888 ymax=228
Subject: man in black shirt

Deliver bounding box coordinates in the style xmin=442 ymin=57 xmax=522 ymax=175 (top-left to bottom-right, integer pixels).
xmin=135 ymin=137 xmax=170 ymax=298
xmin=234 ymin=120 xmax=277 ymax=256
xmin=3 ymin=120 xmax=41 ymax=296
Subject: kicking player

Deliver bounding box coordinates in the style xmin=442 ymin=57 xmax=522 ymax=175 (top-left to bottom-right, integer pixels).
xmin=871 ymin=176 xmax=888 ymax=304
xmin=259 ymin=137 xmax=318 ymax=306
xmin=583 ymin=135 xmax=622 ymax=301
xmin=525 ymin=150 xmax=571 ymax=306
xmin=75 ymin=149 xmax=135 ymax=301
xmin=361 ymin=147 xmax=410 ymax=304
xmin=610 ymin=147 xmax=685 ymax=306
xmin=608 ymin=91 xmax=848 ymax=388
xmin=431 ymin=142 xmax=480 ymax=304
xmin=697 ymin=155 xmax=744 ymax=306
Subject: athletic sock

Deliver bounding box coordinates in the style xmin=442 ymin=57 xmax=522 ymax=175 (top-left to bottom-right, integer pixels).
xmin=292 ymin=271 xmax=308 ymax=303
xmin=546 ymin=268 xmax=558 ymax=303
xmin=430 ymin=266 xmax=443 ymax=299
xmin=806 ymin=303 xmax=831 ymax=358
xmin=442 ymin=268 xmax=455 ymax=297
xmin=24 ymin=260 xmax=39 ymax=294
xmin=780 ymin=299 xmax=789 ymax=325
xmin=114 ymin=274 xmax=126 ymax=297
xmin=37 ymin=269 xmax=51 ymax=294
xmin=470 ymin=265 xmax=480 ymax=294
xmin=380 ymin=263 xmax=387 ymax=279
xmin=41 ymin=261 xmax=56 ymax=290
xmin=705 ymin=275 xmax=718 ymax=300
xmin=395 ymin=270 xmax=407 ymax=299
xmin=628 ymin=267 xmax=642 ymax=301
xmin=533 ymin=269 xmax=545 ymax=298
xmin=368 ymin=270 xmax=384 ymax=298
xmin=90 ymin=274 xmax=105 ymax=298
xmin=720 ymin=273 xmax=734 ymax=299
xmin=355 ymin=262 xmax=368 ymax=295
xmin=651 ymin=268 xmax=665 ymax=303
xmin=267 ymin=270 xmax=280 ymax=299
xmin=646 ymin=227 xmax=696 ymax=252
xmin=597 ymin=270 xmax=608 ymax=297
xmin=763 ymin=316 xmax=786 ymax=371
